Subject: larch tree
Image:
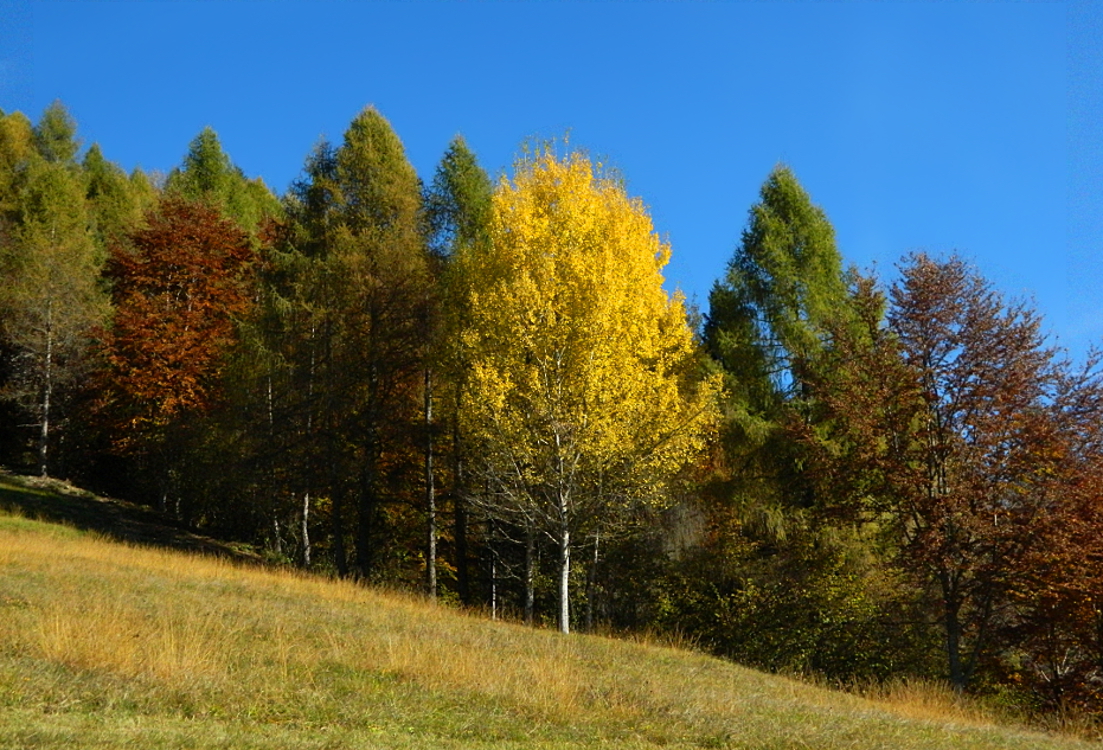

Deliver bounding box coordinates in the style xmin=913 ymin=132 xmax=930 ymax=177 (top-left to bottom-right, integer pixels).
xmin=275 ymin=107 xmax=431 ymax=579
xmin=31 ymin=100 xmax=80 ymax=166
xmin=166 ymin=126 xmax=281 ymax=236
xmin=426 ymin=134 xmax=494 ymax=601
xmin=453 ymin=146 xmax=721 ymax=634
xmin=704 ymin=165 xmax=853 ymax=512
xmin=83 ymin=144 xmax=157 ymax=253
xmin=684 ymin=165 xmax=902 ymax=680
xmin=0 ymin=158 xmax=106 ymax=476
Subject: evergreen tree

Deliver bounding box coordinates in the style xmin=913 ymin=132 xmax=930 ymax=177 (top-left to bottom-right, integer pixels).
xmin=166 ymin=126 xmax=281 ymax=235
xmin=705 ymin=165 xmax=850 ymax=413
xmin=426 ymin=136 xmax=493 ymax=259
xmin=0 ymin=158 xmax=106 ymax=476
xmin=82 ymin=144 xmax=155 ymax=254
xmin=680 ymin=166 xmax=900 ymax=680
xmin=32 ymin=101 xmax=80 ymax=166
xmin=426 ymin=135 xmax=494 ymax=602
xmin=269 ymin=107 xmax=431 ymax=579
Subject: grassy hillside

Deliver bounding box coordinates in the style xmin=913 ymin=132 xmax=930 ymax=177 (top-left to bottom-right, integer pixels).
xmin=0 ymin=475 xmax=1091 ymax=749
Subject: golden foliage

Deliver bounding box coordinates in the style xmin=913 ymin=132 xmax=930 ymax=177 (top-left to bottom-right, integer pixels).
xmin=452 ymin=146 xmax=721 ymax=518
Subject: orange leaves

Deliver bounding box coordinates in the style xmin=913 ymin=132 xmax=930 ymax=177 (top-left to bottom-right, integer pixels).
xmin=101 ymin=197 xmax=256 ymax=444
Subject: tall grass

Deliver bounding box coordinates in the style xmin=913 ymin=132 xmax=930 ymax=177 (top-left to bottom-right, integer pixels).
xmin=0 ymin=509 xmax=1092 ymax=749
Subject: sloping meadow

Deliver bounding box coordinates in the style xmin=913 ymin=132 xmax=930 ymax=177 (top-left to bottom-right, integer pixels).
xmin=0 ymin=509 xmax=1089 ymax=749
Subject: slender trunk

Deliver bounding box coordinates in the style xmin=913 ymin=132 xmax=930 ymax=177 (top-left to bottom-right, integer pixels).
xmin=356 ymin=480 xmax=375 ymax=580
xmin=301 ymin=492 xmax=312 ymax=568
xmin=272 ymin=516 xmax=283 ymax=557
xmin=39 ymin=302 xmax=53 ymax=478
xmin=425 ymin=368 xmax=437 ymax=598
xmin=558 ymin=499 xmax=571 ymax=635
xmin=490 ymin=546 xmax=498 ymax=621
xmin=453 ymin=405 xmax=470 ymax=604
xmin=455 ymin=491 xmax=470 ymax=603
xmin=524 ymin=522 xmax=535 ymax=626
xmin=356 ymin=413 xmax=379 ymax=580
xmin=585 ymin=531 xmax=600 ymax=633
xmin=332 ymin=489 xmax=347 ymax=577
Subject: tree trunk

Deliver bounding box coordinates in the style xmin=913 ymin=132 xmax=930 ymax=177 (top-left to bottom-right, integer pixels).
xmin=453 ymin=408 xmax=470 ymax=604
xmin=332 ymin=489 xmax=348 ymax=577
xmin=38 ymin=302 xmax=53 ymax=478
xmin=941 ymin=571 xmax=967 ymax=692
xmin=524 ymin=522 xmax=535 ymax=626
xmin=301 ymin=492 xmax=312 ymax=568
xmin=585 ymin=531 xmax=600 ymax=633
xmin=356 ymin=478 xmax=376 ymax=580
xmin=272 ymin=516 xmax=283 ymax=557
xmin=490 ymin=544 xmax=498 ymax=621
xmin=558 ymin=506 xmax=571 ymax=635
xmin=425 ymin=368 xmax=437 ymax=598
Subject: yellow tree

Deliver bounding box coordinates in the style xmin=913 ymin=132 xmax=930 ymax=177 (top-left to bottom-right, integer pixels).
xmin=452 ymin=147 xmax=721 ymax=633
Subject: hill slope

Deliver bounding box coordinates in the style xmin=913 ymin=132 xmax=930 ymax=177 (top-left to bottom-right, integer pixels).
xmin=0 ymin=476 xmax=1090 ymax=749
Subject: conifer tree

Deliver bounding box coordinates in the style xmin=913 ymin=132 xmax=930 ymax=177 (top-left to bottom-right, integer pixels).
xmin=274 ymin=107 xmax=431 ymax=578
xmin=0 ymin=158 xmax=105 ymax=476
xmin=686 ymin=166 xmax=889 ymax=678
xmin=704 ymin=164 xmax=853 ymax=515
xmin=32 ymin=101 xmax=80 ymax=165
xmin=166 ymin=126 xmax=281 ymax=235
xmin=83 ymin=144 xmax=155 ymax=253
xmin=426 ymin=135 xmax=494 ymax=601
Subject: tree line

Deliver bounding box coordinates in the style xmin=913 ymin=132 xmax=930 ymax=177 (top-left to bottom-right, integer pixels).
xmin=2 ymin=101 xmax=1102 ymax=715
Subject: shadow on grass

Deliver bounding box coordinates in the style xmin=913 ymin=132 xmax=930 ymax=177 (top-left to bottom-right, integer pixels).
xmin=0 ymin=471 xmax=261 ymax=563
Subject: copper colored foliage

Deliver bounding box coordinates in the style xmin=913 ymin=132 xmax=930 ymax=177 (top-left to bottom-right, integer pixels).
xmin=100 ymin=197 xmax=255 ymax=444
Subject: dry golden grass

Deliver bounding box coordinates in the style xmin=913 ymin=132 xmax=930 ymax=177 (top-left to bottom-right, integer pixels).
xmin=0 ymin=505 xmax=1093 ymax=749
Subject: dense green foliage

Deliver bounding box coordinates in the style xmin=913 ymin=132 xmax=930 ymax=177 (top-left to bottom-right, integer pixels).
xmin=2 ymin=102 xmax=1101 ymax=720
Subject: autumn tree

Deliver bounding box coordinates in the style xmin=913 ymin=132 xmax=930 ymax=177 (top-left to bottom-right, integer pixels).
xmin=0 ymin=157 xmax=106 ymax=476
xmin=798 ymin=253 xmax=1103 ymax=692
xmin=100 ymin=196 xmax=255 ymax=514
xmin=269 ymin=107 xmax=431 ymax=578
xmin=426 ymin=135 xmax=494 ymax=601
xmin=452 ymin=146 xmax=721 ymax=633
xmin=166 ymin=126 xmax=281 ymax=236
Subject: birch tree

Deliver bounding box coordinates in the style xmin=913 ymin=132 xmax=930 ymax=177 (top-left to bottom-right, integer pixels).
xmin=453 ymin=146 xmax=720 ymax=633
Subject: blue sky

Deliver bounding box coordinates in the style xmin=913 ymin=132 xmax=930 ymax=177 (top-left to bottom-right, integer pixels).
xmin=1 ymin=1 xmax=1098 ymax=360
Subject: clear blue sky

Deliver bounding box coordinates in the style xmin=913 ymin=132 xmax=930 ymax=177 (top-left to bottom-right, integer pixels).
xmin=2 ymin=1 xmax=1098 ymax=360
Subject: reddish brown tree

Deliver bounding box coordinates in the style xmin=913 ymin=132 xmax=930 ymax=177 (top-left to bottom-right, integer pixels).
xmin=798 ymin=255 xmax=1103 ymax=693
xmin=1000 ymin=364 xmax=1103 ymax=710
xmin=100 ymin=196 xmax=255 ymax=512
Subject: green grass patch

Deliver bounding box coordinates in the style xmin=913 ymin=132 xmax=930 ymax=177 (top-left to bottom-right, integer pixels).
xmin=0 ymin=492 xmax=1093 ymax=749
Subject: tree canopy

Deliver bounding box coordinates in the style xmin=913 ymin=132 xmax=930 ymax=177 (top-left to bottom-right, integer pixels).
xmin=452 ymin=146 xmax=721 ymax=633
